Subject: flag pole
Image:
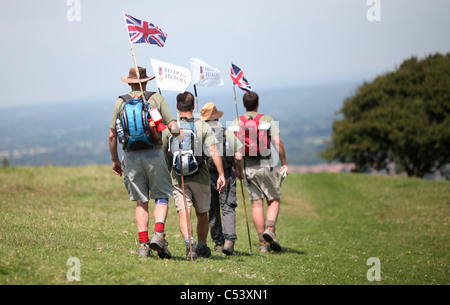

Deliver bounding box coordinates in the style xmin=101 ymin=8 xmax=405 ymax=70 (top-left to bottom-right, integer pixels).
xmin=232 ymin=83 xmax=240 ymax=121
xmin=194 ymin=84 xmax=200 ymax=118
xmin=123 ymin=11 xmax=147 ymax=104
xmin=129 ymin=41 xmax=147 ymax=103
xmin=232 ymin=78 xmax=253 ymax=255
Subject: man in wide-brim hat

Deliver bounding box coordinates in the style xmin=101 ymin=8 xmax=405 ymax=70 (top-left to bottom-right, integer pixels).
xmin=200 ymin=102 xmax=224 ymax=121
xmin=121 ymin=66 xmax=155 ymax=84
xmin=201 ymin=102 xmax=244 ymax=256
xmin=109 ymin=66 xmax=180 ymax=259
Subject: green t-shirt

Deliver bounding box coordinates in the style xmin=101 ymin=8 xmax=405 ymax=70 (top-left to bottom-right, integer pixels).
xmin=232 ymin=111 xmax=280 ymax=168
xmin=110 ymin=91 xmax=175 ymax=147
xmin=162 ymin=116 xmax=218 ymax=186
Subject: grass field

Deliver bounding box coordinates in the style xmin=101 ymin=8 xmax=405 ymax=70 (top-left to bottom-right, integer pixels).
xmin=0 ymin=165 xmax=448 ymax=285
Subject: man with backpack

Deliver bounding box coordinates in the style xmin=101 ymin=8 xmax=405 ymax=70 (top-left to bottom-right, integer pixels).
xmin=109 ymin=66 xmax=180 ymax=259
xmin=232 ymin=91 xmax=289 ymax=253
xmin=200 ymin=103 xmax=244 ymax=256
xmin=162 ymin=92 xmax=226 ymax=260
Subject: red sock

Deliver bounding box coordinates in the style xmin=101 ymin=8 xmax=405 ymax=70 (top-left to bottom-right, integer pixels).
xmin=138 ymin=231 xmax=149 ymax=243
xmin=154 ymin=222 xmax=165 ymax=233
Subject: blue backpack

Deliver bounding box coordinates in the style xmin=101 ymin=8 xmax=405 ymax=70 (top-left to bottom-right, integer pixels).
xmin=168 ymin=118 xmax=204 ymax=176
xmin=118 ymin=92 xmax=158 ymax=149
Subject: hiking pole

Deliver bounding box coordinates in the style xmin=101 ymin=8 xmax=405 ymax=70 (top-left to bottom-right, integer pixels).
xmin=238 ymin=171 xmax=253 ymax=255
xmin=178 ymin=113 xmax=194 ymax=262
xmin=232 ymin=82 xmax=253 ymax=254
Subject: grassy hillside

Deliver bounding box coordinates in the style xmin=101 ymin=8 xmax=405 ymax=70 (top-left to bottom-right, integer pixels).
xmin=0 ymin=166 xmax=448 ymax=285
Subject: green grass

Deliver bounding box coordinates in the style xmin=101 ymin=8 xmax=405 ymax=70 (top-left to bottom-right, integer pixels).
xmin=0 ymin=166 xmax=448 ymax=285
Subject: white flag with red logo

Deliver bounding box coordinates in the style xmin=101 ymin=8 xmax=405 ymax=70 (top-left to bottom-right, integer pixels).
xmin=190 ymin=58 xmax=224 ymax=87
xmin=150 ymin=58 xmax=191 ymax=92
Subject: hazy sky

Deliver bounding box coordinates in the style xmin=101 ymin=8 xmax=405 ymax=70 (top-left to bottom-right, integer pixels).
xmin=0 ymin=0 xmax=449 ymax=107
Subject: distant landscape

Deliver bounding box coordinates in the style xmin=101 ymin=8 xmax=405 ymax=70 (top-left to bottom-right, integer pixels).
xmin=0 ymin=81 xmax=359 ymax=168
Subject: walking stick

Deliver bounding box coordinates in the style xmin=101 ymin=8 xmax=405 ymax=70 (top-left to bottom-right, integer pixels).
xmin=238 ymin=172 xmax=253 ymax=255
xmin=178 ymin=113 xmax=194 ymax=262
xmin=232 ymin=82 xmax=253 ymax=254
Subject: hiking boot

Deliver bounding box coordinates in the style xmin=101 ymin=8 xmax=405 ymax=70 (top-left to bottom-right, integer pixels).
xmin=138 ymin=242 xmax=151 ymax=258
xmin=214 ymin=243 xmax=224 ymax=253
xmin=149 ymin=232 xmax=172 ymax=259
xmin=222 ymin=240 xmax=236 ymax=256
xmin=196 ymin=244 xmax=211 ymax=258
xmin=262 ymin=228 xmax=282 ymax=252
xmin=258 ymin=242 xmax=270 ymax=253
xmin=185 ymin=242 xmax=198 ymax=260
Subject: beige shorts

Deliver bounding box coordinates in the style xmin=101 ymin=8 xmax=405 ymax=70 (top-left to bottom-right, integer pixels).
xmin=173 ymin=182 xmax=211 ymax=213
xmin=244 ymin=166 xmax=281 ymax=201
xmin=122 ymin=148 xmax=173 ymax=203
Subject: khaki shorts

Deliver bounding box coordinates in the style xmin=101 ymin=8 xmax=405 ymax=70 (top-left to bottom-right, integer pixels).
xmin=173 ymin=182 xmax=211 ymax=213
xmin=244 ymin=166 xmax=281 ymax=201
xmin=122 ymin=148 xmax=173 ymax=202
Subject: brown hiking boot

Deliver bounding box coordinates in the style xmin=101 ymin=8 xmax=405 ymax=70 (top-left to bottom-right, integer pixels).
xmin=258 ymin=242 xmax=270 ymax=253
xmin=262 ymin=228 xmax=282 ymax=252
xmin=149 ymin=232 xmax=172 ymax=259
xmin=138 ymin=242 xmax=151 ymax=258
xmin=214 ymin=243 xmax=224 ymax=253
xmin=222 ymin=240 xmax=236 ymax=256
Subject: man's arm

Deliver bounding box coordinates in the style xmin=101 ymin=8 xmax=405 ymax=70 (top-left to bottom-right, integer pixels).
xmin=233 ymin=152 xmax=244 ymax=180
xmin=109 ymin=128 xmax=122 ymax=177
xmin=167 ymin=120 xmax=181 ymax=137
xmin=272 ymin=135 xmax=289 ymax=174
xmin=209 ymin=144 xmax=226 ymax=193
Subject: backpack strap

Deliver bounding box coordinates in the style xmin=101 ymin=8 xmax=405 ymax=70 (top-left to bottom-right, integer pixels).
xmin=254 ymin=114 xmax=264 ymax=121
xmin=239 ymin=115 xmax=248 ymax=123
xmin=240 ymin=114 xmax=263 ymax=123
xmin=144 ymin=91 xmax=156 ymax=101
xmin=180 ymin=117 xmax=196 ymax=123
xmin=118 ymin=94 xmax=132 ymax=102
xmin=119 ymin=92 xmax=155 ymax=102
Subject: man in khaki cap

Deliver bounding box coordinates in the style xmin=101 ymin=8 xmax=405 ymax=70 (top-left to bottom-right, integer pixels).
xmin=201 ymin=102 xmax=244 ymax=255
xmin=109 ymin=66 xmax=180 ymax=259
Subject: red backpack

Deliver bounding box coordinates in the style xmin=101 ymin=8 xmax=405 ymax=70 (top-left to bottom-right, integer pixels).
xmin=235 ymin=114 xmax=271 ymax=159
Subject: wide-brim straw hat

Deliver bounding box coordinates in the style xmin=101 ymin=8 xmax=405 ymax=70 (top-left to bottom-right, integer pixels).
xmin=121 ymin=66 xmax=155 ymax=83
xmin=201 ymin=102 xmax=224 ymax=121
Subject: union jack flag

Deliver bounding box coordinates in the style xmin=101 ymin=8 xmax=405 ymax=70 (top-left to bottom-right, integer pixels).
xmin=230 ymin=63 xmax=252 ymax=93
xmin=123 ymin=13 xmax=167 ymax=47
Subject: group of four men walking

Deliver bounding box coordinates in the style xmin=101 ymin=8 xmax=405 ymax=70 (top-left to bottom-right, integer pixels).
xmin=109 ymin=66 xmax=289 ymax=259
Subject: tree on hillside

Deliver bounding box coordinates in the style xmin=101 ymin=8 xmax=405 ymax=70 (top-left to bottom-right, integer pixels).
xmin=320 ymin=53 xmax=450 ymax=178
